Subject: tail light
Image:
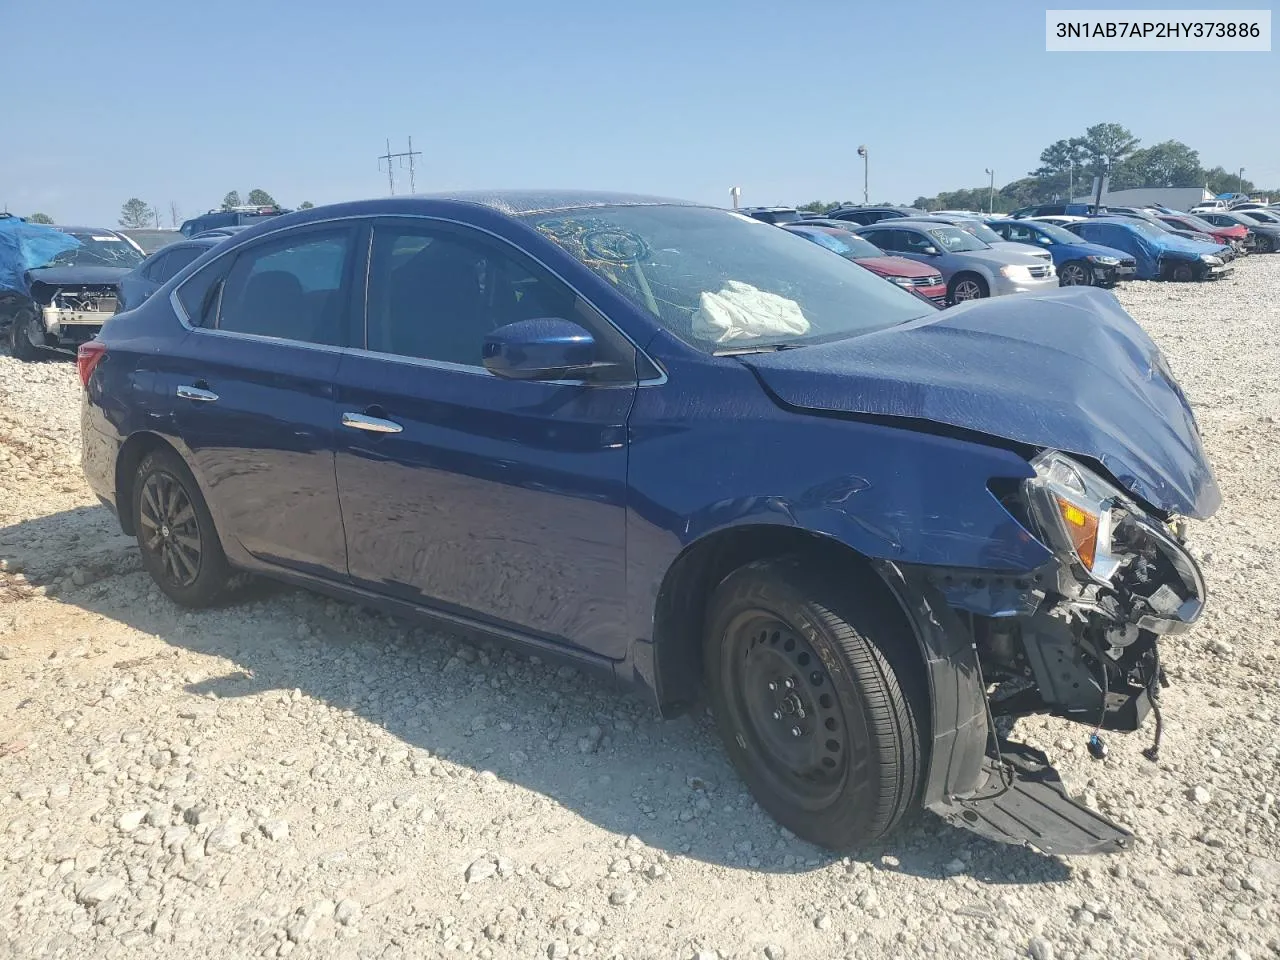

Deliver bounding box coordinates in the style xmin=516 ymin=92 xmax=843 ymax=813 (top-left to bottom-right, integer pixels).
xmin=77 ymin=341 xmax=107 ymax=388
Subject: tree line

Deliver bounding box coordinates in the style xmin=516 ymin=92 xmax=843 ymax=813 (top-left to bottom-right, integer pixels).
xmin=110 ymin=190 xmax=315 ymax=230
xmin=795 ymin=123 xmax=1274 ymax=215
xmin=911 ymin=123 xmax=1274 ymax=213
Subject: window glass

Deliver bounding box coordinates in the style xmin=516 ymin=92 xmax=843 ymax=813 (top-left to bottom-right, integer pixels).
xmin=860 ymin=229 xmax=896 ymax=250
xmin=366 ymin=223 xmax=586 ymax=368
xmin=176 ymin=256 xmax=232 ymax=327
xmin=216 ymin=229 xmax=351 ymax=345
xmin=157 ymin=246 xmax=204 ymax=282
xmin=143 ymin=252 xmax=172 ymax=282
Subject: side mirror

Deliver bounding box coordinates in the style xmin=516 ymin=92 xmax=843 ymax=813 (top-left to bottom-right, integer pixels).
xmin=1038 ymin=235 xmax=1053 ymax=245
xmin=482 ymin=318 xmax=596 ymax=381
xmin=921 ymin=246 xmax=940 ymax=256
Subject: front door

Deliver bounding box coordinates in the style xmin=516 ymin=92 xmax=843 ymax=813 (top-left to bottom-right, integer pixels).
xmin=333 ymin=218 xmax=637 ymax=657
xmin=170 ymin=223 xmax=358 ymax=577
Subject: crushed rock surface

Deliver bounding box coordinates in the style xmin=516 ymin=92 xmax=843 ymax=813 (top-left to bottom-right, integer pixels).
xmin=1 ymin=259 xmax=1278 ymax=959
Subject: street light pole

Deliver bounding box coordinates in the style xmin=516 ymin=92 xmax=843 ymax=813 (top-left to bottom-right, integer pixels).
xmin=985 ymin=168 xmax=995 ymax=214
xmin=857 ymin=145 xmax=868 ymax=203
xmin=1238 ymin=167 xmax=1246 ymax=195
xmin=730 ymin=186 xmax=741 ymax=210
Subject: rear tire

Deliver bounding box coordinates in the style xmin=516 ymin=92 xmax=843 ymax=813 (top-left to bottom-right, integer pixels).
xmin=1169 ymin=261 xmax=1196 ymax=282
xmin=133 ymin=448 xmax=231 ymax=608
xmin=948 ymin=274 xmax=987 ymax=304
xmin=1256 ymin=235 xmax=1275 ymax=254
xmin=1057 ymin=261 xmax=1091 ymax=286
xmin=704 ymin=557 xmax=924 ymax=850
xmin=8 ymin=308 xmax=46 ymax=361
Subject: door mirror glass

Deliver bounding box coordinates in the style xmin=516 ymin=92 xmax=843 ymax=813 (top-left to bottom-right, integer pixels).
xmin=483 ymin=318 xmax=596 ymax=380
xmin=921 ymin=245 xmax=940 ymax=256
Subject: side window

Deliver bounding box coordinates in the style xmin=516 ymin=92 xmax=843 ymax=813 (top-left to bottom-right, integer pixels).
xmin=860 ymin=229 xmax=893 ymax=250
xmin=1040 ymin=205 xmax=1065 ymax=216
xmin=365 ymin=222 xmax=632 ymax=374
xmin=156 ymin=246 xmax=204 ymax=283
xmin=142 ymin=252 xmax=171 ymax=281
xmin=1005 ymin=224 xmax=1035 ymax=243
xmin=216 ymin=229 xmax=352 ymax=345
xmin=176 ymin=255 xmax=233 ymax=327
xmin=900 ymin=231 xmax=935 ymax=254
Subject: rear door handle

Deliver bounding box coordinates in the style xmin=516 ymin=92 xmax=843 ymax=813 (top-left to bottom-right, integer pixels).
xmin=341 ymin=411 xmax=402 ymax=434
xmin=176 ymin=384 xmax=219 ymax=403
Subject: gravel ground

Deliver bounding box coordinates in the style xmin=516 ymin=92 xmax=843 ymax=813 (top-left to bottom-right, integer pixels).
xmin=2 ymin=260 xmax=1278 ymax=960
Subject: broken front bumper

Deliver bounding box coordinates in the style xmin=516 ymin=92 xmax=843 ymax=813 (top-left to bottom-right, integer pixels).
xmin=874 ymin=513 xmax=1206 ymax=855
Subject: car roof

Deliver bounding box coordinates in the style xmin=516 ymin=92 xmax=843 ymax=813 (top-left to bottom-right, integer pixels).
xmin=410 ymin=190 xmax=698 ymax=216
xmin=52 ymin=225 xmax=126 ymax=235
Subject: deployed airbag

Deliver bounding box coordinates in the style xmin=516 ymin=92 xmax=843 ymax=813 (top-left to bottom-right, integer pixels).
xmin=691 ymin=280 xmax=810 ymax=343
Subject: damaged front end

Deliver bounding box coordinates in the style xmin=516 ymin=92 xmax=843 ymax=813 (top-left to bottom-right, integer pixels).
xmin=882 ymin=451 xmax=1207 ymax=856
xmin=31 ymin=281 xmax=119 ymax=346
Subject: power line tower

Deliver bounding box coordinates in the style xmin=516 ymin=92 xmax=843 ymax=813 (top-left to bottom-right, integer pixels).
xmin=377 ymin=137 xmax=423 ymax=196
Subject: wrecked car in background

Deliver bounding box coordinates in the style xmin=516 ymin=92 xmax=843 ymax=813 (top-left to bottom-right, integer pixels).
xmin=1 ymin=221 xmax=144 ymax=360
xmin=81 ymin=192 xmax=1218 ymax=857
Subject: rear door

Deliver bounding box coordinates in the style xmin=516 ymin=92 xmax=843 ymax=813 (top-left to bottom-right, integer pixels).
xmin=169 ymin=223 xmax=359 ymax=577
xmin=332 ymin=217 xmax=638 ymax=657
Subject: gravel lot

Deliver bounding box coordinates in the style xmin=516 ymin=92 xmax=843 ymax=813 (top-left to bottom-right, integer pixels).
xmin=2 ymin=260 xmax=1278 ymax=960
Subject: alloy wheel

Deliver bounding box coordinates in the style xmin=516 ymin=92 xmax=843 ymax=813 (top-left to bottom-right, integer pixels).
xmin=727 ymin=613 xmax=847 ymax=807
xmin=953 ymin=279 xmax=983 ymax=302
xmin=138 ymin=471 xmax=202 ymax=588
xmin=1059 ymin=263 xmax=1088 ymax=285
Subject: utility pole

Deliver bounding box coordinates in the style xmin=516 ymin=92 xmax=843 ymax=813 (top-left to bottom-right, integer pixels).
xmin=857 ymin=145 xmax=868 ymax=203
xmin=1238 ymin=167 xmax=1246 ymax=195
xmin=378 ymin=137 xmax=423 ymax=196
xmin=729 ymin=186 xmax=741 ymax=209
xmin=985 ymin=168 xmax=994 ymax=214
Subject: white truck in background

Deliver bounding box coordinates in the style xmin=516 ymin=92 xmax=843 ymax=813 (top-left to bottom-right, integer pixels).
xmin=1072 ymin=187 xmax=1213 ymax=212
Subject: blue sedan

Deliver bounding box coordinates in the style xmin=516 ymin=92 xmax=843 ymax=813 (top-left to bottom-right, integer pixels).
xmin=80 ymin=192 xmax=1218 ymax=855
xmin=985 ymin=218 xmax=1136 ymax=287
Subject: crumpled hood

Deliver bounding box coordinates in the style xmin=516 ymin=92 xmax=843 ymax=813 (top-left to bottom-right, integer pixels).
xmin=27 ymin=265 xmax=131 ymax=287
xmin=743 ymin=286 xmax=1220 ymax=519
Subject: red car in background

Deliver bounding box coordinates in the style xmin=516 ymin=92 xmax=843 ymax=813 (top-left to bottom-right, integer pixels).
xmin=1157 ymin=213 xmax=1249 ymax=253
xmin=782 ymin=223 xmax=948 ymax=305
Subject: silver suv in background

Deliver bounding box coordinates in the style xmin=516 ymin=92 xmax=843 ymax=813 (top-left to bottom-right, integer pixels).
xmin=852 ymin=220 xmax=1058 ymax=303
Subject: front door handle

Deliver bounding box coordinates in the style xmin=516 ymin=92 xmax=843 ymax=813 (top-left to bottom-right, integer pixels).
xmin=341 ymin=411 xmax=402 ymax=434
xmin=176 ymin=384 xmax=219 ymax=403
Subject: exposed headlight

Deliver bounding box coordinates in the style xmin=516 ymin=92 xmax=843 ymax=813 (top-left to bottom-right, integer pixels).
xmin=1087 ymin=255 xmax=1120 ymax=265
xmin=1200 ymin=254 xmax=1223 ymax=265
xmin=887 ymin=275 xmax=915 ymax=287
xmin=1000 ymin=264 xmax=1032 ymax=281
xmin=1023 ymin=451 xmax=1125 ymax=580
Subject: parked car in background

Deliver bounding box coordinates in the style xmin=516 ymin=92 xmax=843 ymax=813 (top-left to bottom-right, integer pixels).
xmin=80 ymin=191 xmax=1218 ymax=856
xmin=121 ymin=229 xmax=183 ymax=255
xmin=1190 ymin=199 xmax=1228 ymax=214
xmin=179 ymin=204 xmax=289 ymax=237
xmin=781 ymin=223 xmax=948 ymax=305
xmin=1009 ymin=202 xmax=1099 ymax=219
xmin=902 ymin=215 xmax=1052 ymax=264
xmin=2 ymin=224 xmax=145 ymax=359
xmin=826 ymin=205 xmax=927 ymax=226
xmin=1100 ymin=209 xmax=1231 ymax=254
xmin=1196 ymin=210 xmax=1280 ymax=253
xmin=851 ymin=220 xmax=1057 ymax=302
xmin=1154 ymin=213 xmax=1249 ymax=253
xmin=738 ymin=206 xmax=804 ymax=225
xmin=1066 ymin=218 xmax=1232 ymax=281
xmin=985 ymin=218 xmax=1135 ymax=286
xmin=192 ymin=226 xmax=251 ymax=240
xmin=115 ymin=236 xmax=223 ymax=313
xmin=1229 ymin=209 xmax=1280 ymax=253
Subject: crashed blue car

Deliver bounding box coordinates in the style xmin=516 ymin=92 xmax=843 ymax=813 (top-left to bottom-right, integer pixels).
xmin=985 ymin=217 xmax=1137 ymax=286
xmin=80 ymin=192 xmax=1219 ymax=856
xmin=1066 ymin=218 xmax=1233 ymax=281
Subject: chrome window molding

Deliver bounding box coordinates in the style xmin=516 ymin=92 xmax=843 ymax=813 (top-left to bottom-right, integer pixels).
xmin=169 ymin=210 xmax=667 ymax=386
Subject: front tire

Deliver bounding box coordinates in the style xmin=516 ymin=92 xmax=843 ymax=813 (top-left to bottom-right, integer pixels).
xmin=133 ymin=449 xmax=230 ymax=607
xmin=1169 ymin=261 xmax=1197 ymax=282
xmin=8 ymin=308 xmax=47 ymax=361
xmin=1058 ymin=260 xmax=1091 ymax=286
xmin=948 ymin=274 xmax=987 ymax=304
xmin=704 ymin=558 xmax=924 ymax=850
xmin=1256 ymin=235 xmax=1275 ymax=254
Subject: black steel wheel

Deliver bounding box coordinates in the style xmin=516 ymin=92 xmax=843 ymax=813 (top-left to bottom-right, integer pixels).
xmin=705 ymin=557 xmax=924 ymax=850
xmin=1058 ymin=261 xmax=1090 ymax=286
xmin=133 ymin=449 xmax=230 ymax=607
xmin=1256 ymin=235 xmax=1275 ymax=253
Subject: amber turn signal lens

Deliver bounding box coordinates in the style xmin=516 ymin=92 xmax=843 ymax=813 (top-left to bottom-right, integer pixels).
xmin=1055 ymin=496 xmax=1099 ymax=570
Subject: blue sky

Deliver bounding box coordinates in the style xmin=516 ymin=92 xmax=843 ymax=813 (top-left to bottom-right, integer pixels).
xmin=3 ymin=0 xmax=1276 ymax=226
